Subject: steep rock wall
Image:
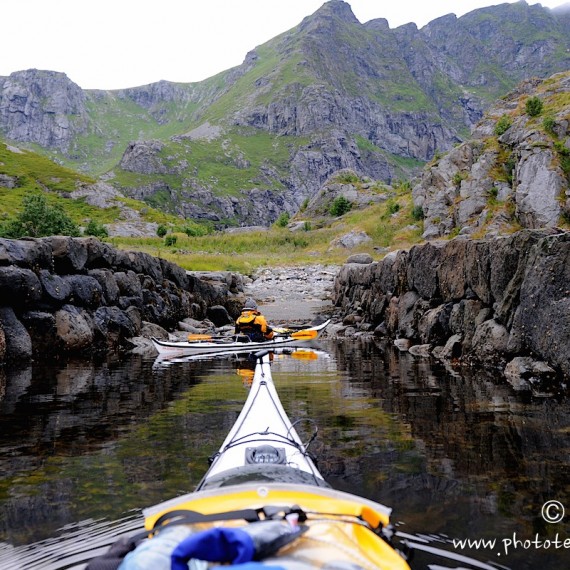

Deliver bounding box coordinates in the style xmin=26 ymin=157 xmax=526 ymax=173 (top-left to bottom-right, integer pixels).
xmin=333 ymin=229 xmax=570 ymax=379
xmin=0 ymin=237 xmax=244 ymax=362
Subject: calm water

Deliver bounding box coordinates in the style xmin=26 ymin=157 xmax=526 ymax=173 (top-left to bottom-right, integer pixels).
xmin=0 ymin=338 xmax=569 ymax=569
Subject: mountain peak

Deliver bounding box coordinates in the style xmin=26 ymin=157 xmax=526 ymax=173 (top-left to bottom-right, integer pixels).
xmin=300 ymin=1 xmax=359 ymax=31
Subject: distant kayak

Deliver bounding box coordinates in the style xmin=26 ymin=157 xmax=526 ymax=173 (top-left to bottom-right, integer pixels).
xmin=151 ymin=319 xmax=331 ymax=357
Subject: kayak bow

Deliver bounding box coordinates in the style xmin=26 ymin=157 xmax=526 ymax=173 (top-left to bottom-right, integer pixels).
xmin=133 ymin=351 xmax=411 ymax=570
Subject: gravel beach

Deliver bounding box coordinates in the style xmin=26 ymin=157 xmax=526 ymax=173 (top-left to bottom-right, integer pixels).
xmin=243 ymin=265 xmax=339 ymax=324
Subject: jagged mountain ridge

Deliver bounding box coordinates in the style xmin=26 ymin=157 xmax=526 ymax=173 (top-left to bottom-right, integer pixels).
xmin=0 ymin=0 xmax=569 ymax=227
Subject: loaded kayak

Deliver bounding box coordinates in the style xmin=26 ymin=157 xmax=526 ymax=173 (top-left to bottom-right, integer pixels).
xmin=151 ymin=319 xmax=330 ymax=357
xmin=88 ymin=350 xmax=411 ymax=570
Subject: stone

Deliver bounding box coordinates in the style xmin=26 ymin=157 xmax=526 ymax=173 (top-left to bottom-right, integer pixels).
xmin=206 ymin=305 xmax=233 ymax=327
xmin=409 ymin=344 xmax=432 ymax=357
xmin=0 ymin=307 xmax=32 ymax=361
xmin=504 ymin=357 xmax=557 ymax=391
xmin=394 ymin=338 xmax=411 ymax=351
xmin=346 ymin=253 xmax=373 ymax=264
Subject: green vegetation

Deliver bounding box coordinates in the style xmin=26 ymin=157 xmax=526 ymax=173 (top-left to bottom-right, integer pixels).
xmin=543 ymin=115 xmax=556 ymax=135
xmin=411 ymin=205 xmax=424 ymax=221
xmin=494 ymin=114 xmax=513 ymax=136
xmin=525 ymin=96 xmax=543 ymax=117
xmin=275 ymin=212 xmax=290 ymax=228
xmin=0 ymin=193 xmax=80 ymax=238
xmin=452 ymin=171 xmax=469 ymax=187
xmin=84 ymin=218 xmax=109 ymax=239
xmin=329 ymin=196 xmax=353 ymax=217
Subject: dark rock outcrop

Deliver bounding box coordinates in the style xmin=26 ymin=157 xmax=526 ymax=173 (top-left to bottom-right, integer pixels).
xmin=333 ymin=229 xmax=570 ymax=379
xmin=0 ymin=237 xmax=244 ymax=362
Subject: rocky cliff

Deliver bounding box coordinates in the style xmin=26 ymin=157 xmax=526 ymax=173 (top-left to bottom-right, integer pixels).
xmin=413 ymin=71 xmax=570 ymax=240
xmin=0 ymin=237 xmax=245 ymax=363
xmin=333 ymin=229 xmax=570 ymax=384
xmin=1 ymin=1 xmax=568 ymax=227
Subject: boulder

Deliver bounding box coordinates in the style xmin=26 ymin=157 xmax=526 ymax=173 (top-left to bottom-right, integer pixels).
xmin=0 ymin=307 xmax=32 ymax=361
xmin=55 ymin=305 xmax=94 ymax=352
xmin=206 ymin=305 xmax=233 ymax=327
xmin=0 ymin=266 xmax=43 ymax=307
xmin=346 ymin=253 xmax=374 ymax=264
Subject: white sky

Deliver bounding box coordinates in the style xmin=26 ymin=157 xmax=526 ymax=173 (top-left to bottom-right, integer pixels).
xmin=0 ymin=0 xmax=566 ymax=90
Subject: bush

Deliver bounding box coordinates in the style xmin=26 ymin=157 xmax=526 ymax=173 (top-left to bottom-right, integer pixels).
xmin=183 ymin=223 xmax=209 ymax=237
xmin=411 ymin=205 xmax=424 ymax=220
xmin=334 ymin=171 xmax=359 ymax=184
xmin=494 ymin=115 xmax=512 ymax=136
xmin=0 ymin=193 xmax=80 ymax=238
xmin=452 ymin=172 xmax=468 ymax=187
xmin=543 ymin=116 xmax=556 ymax=135
xmin=157 ymin=224 xmax=168 ymax=237
xmin=387 ymin=200 xmax=400 ymax=215
xmin=329 ymin=196 xmax=352 ymax=217
xmin=525 ymin=96 xmax=543 ymax=117
xmin=164 ymin=234 xmax=177 ymax=246
xmin=84 ymin=219 xmax=109 ymax=239
xmin=275 ymin=212 xmax=290 ymax=228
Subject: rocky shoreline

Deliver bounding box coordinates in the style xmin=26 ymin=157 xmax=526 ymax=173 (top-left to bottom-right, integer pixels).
xmin=332 ymin=229 xmax=570 ymax=390
xmin=1 ymin=233 xmax=568 ymax=393
xmin=0 ymin=237 xmax=245 ymax=362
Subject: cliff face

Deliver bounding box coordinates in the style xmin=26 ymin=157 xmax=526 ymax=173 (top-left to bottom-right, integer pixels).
xmin=413 ymin=71 xmax=570 ymax=240
xmin=0 ymin=1 xmax=568 ymax=227
xmin=333 ymin=229 xmax=570 ymax=382
xmin=0 ymin=70 xmax=88 ymax=152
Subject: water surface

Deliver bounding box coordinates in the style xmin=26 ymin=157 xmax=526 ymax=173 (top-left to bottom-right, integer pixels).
xmin=0 ymin=339 xmax=568 ymax=569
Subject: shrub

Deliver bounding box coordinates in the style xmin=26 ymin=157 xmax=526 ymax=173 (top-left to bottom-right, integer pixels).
xmin=275 ymin=212 xmax=290 ymax=228
xmin=300 ymin=197 xmax=310 ymax=212
xmin=164 ymin=234 xmax=177 ymax=246
xmin=494 ymin=115 xmax=512 ymax=136
xmin=0 ymin=193 xmax=80 ymax=238
xmin=452 ymin=172 xmax=468 ymax=186
xmin=411 ymin=205 xmax=424 ymax=220
xmin=329 ymin=196 xmax=352 ymax=217
xmin=387 ymin=201 xmax=400 ymax=215
xmin=394 ymin=179 xmax=412 ymax=192
xmin=543 ymin=116 xmax=556 ymax=135
xmin=183 ymin=223 xmax=209 ymax=237
xmin=334 ymin=171 xmax=359 ymax=184
xmin=157 ymin=224 xmax=168 ymax=237
xmin=84 ymin=219 xmax=109 ymax=239
xmin=303 ymin=221 xmax=312 ymax=231
xmin=525 ymin=96 xmax=543 ymax=117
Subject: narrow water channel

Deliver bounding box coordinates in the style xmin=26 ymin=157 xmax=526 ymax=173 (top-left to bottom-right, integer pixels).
xmin=0 ymin=338 xmax=568 ymax=569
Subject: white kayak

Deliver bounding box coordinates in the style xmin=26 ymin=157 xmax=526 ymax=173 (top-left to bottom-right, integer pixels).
xmin=196 ymin=350 xmax=324 ymax=486
xmin=134 ymin=350 xmax=411 ymax=570
xmin=86 ymin=349 xmax=411 ymax=570
xmin=151 ymin=319 xmax=330 ymax=357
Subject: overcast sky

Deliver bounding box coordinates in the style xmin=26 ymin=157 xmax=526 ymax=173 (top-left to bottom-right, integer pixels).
xmin=1 ymin=0 xmax=566 ymax=90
